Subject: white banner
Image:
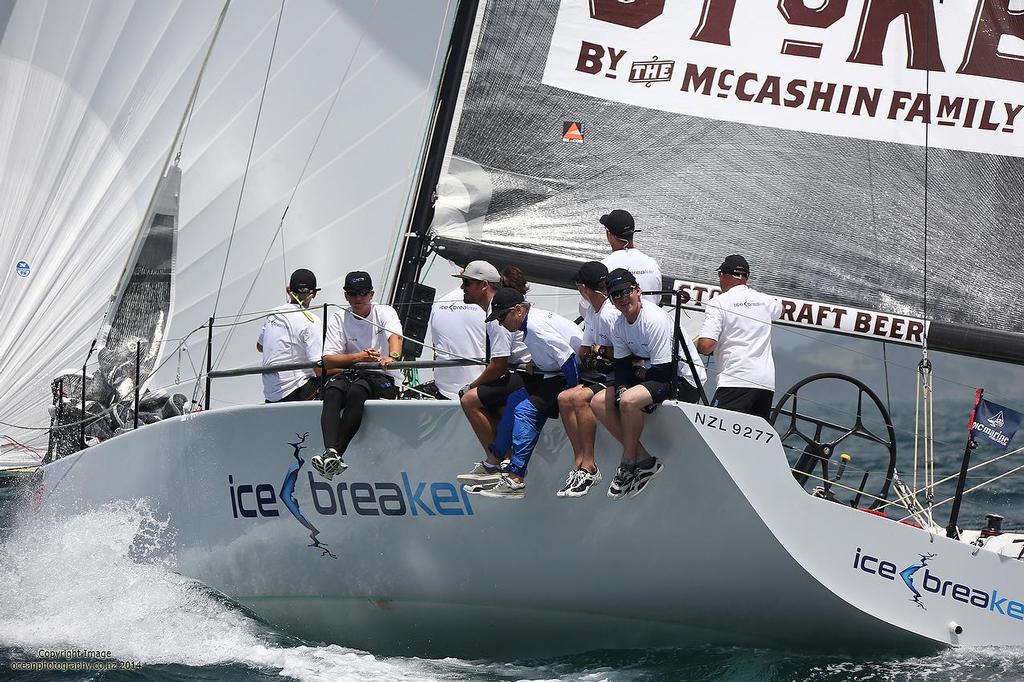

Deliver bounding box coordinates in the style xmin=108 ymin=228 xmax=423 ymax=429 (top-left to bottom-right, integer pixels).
xmin=673 ymin=279 xmax=927 ymax=346
xmin=542 ymin=0 xmax=1024 ymax=157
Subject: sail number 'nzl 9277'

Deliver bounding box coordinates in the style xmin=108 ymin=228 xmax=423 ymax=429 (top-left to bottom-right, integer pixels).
xmin=693 ymin=411 xmax=776 ymax=444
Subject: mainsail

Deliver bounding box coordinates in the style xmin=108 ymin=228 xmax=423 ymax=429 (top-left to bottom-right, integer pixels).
xmin=430 ymin=0 xmax=1024 ymax=362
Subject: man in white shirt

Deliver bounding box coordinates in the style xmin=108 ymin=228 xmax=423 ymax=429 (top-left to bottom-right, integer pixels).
xmin=592 ymin=269 xmax=707 ymax=499
xmin=312 ymin=271 xmax=403 ymax=480
xmin=555 ymin=261 xmax=619 ymax=498
xmin=599 ymin=209 xmax=663 ymax=305
xmin=697 ymin=255 xmax=782 ymax=421
xmin=429 ymin=286 xmax=486 ymax=399
xmin=455 ymin=261 xmax=533 ymax=487
xmin=256 ymin=268 xmax=323 ymax=403
xmin=471 ymin=288 xmax=582 ymax=499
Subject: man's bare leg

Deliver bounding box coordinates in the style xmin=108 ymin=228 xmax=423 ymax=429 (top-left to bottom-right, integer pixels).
xmin=618 ymin=385 xmax=655 ymax=463
xmin=573 ymin=388 xmax=599 ymax=472
xmin=557 ymin=388 xmax=586 ymax=469
xmin=460 ymin=388 xmax=500 ymax=464
xmin=591 ymin=387 xmax=650 ymax=458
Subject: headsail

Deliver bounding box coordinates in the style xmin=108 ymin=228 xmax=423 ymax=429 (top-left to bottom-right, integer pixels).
xmin=0 ymin=0 xmax=225 ymax=441
xmin=430 ymin=0 xmax=1024 ymax=362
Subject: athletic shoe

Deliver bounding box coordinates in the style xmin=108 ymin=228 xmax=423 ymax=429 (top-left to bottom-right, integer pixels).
xmin=457 ymin=461 xmax=503 ymax=486
xmin=312 ymin=449 xmax=346 ymax=480
xmin=630 ymin=458 xmax=664 ymax=498
xmin=564 ymin=466 xmax=602 ymax=498
xmin=607 ymin=465 xmax=636 ymax=499
xmin=555 ymin=468 xmax=581 ymax=497
xmin=478 ymin=475 xmax=526 ymax=500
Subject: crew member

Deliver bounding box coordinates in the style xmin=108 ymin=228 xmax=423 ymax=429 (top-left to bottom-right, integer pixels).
xmin=697 ymin=255 xmax=782 ymax=421
xmin=592 ymin=269 xmax=706 ymax=499
xmin=256 ymin=268 xmax=323 ymax=403
xmin=456 ymin=262 xmax=531 ymax=487
xmin=555 ymin=261 xmax=619 ymax=498
xmin=428 ymin=282 xmax=486 ymax=400
xmin=472 ymin=288 xmax=583 ymax=499
xmin=312 ymin=271 xmax=403 ymax=480
xmin=599 ymin=209 xmax=662 ymax=305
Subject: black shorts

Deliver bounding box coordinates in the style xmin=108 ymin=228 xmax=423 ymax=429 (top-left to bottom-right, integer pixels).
xmin=323 ymin=370 xmax=398 ymax=400
xmin=580 ymin=370 xmax=613 ymax=394
xmin=711 ymin=387 xmax=774 ymax=420
xmin=525 ymin=374 xmax=569 ymax=418
xmin=626 ymin=377 xmax=701 ymax=405
xmin=477 ymin=372 xmax=526 ymax=411
xmin=266 ymin=376 xmax=319 ymax=403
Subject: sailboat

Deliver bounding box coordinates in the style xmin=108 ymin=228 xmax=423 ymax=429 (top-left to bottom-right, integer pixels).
xmin=6 ymin=0 xmax=1024 ymax=656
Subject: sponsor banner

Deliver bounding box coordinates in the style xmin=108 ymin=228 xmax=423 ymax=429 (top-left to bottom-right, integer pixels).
xmin=973 ymin=397 xmax=1022 ymax=448
xmin=673 ymin=279 xmax=926 ymax=345
xmin=542 ymin=0 xmax=1024 ymax=157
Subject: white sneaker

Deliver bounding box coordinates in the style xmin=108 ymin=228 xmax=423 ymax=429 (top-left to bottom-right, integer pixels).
xmin=479 ymin=475 xmax=526 ymax=500
xmin=457 ymin=461 xmax=503 ymax=486
xmin=564 ymin=466 xmax=602 ymax=498
xmin=555 ymin=468 xmax=580 ymax=497
xmin=630 ymin=458 xmax=663 ymax=498
xmin=312 ymin=449 xmax=346 ymax=480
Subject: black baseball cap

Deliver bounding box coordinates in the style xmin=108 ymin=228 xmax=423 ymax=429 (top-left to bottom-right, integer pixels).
xmin=343 ymin=270 xmax=373 ymax=294
xmin=605 ymin=268 xmax=638 ymax=297
xmin=600 ymin=209 xmax=639 ymax=239
xmin=718 ymin=255 xmax=750 ymax=277
xmin=575 ymin=261 xmax=608 ymax=290
xmin=485 ymin=287 xmax=525 ymax=322
xmin=289 ymin=268 xmax=319 ymax=294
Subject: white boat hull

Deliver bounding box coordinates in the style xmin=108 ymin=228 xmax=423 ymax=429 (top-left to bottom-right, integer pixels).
xmin=38 ymin=400 xmax=1024 ymax=655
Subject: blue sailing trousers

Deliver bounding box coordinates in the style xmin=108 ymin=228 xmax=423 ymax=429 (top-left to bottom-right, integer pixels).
xmin=490 ymin=387 xmax=545 ymax=478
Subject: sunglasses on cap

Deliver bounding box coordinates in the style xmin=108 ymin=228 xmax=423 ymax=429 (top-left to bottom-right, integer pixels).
xmin=609 ymin=286 xmax=636 ymax=301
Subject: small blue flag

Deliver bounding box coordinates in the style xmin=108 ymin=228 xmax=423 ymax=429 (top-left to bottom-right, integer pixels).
xmin=972 ymin=398 xmax=1022 ymax=449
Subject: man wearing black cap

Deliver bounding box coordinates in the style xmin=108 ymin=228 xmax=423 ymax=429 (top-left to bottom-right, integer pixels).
xmin=591 ymin=268 xmax=706 ymax=499
xmin=467 ymin=288 xmax=582 ymax=499
xmin=599 ymin=209 xmax=662 ymax=305
xmin=697 ymin=255 xmax=782 ymax=421
xmin=554 ymin=261 xmax=620 ymax=498
xmin=256 ymin=268 xmax=323 ymax=403
xmin=455 ymin=262 xmax=532 ymax=488
xmin=311 ymin=270 xmax=403 ymax=480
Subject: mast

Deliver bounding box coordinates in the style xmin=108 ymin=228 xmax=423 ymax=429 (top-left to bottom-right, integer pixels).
xmin=389 ymin=0 xmax=481 ymax=314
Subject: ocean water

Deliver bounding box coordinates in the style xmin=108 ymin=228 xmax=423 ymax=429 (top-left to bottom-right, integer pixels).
xmin=3 ymin=396 xmax=1024 ymax=681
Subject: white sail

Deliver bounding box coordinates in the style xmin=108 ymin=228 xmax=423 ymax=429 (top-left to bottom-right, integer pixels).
xmin=153 ymin=0 xmax=460 ymax=411
xmin=0 ymin=0 xmax=461 ymax=443
xmin=0 ymin=0 xmax=225 ymax=443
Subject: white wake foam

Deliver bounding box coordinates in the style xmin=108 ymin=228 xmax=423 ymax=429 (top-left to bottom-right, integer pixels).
xmin=0 ymin=501 xmax=635 ymax=681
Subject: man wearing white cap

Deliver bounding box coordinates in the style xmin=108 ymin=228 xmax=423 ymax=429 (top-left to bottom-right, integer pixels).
xmin=455 ymin=261 xmax=532 ymax=487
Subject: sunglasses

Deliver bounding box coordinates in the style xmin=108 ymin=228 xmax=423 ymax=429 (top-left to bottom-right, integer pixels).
xmin=609 ymin=286 xmax=635 ymax=302
xmin=345 ymin=289 xmax=373 ymax=297
xmin=459 ymin=279 xmax=483 ymax=290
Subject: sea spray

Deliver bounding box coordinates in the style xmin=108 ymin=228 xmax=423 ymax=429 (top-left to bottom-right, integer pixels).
xmin=0 ymin=500 xmax=448 ymax=680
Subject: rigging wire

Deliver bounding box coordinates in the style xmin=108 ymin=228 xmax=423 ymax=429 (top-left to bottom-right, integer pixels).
xmin=211 ymin=0 xmax=286 ymax=322
xmin=175 ymin=0 xmax=233 ymax=166
xmin=214 ymin=1 xmax=380 ymax=368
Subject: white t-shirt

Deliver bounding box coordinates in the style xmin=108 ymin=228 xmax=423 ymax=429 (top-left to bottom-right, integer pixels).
xmin=602 ymin=248 xmax=663 ymax=304
xmin=485 ymin=303 xmax=531 ymax=366
xmin=582 ymin=298 xmax=621 ymax=350
xmin=324 ymin=304 xmax=404 ymax=382
xmin=521 ymin=308 xmax=583 ymax=375
xmin=612 ymin=301 xmax=707 ymax=389
xmin=699 ymin=284 xmax=782 ymax=390
xmin=430 ymin=287 xmax=486 ymax=399
xmin=257 ymin=304 xmax=323 ymax=402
